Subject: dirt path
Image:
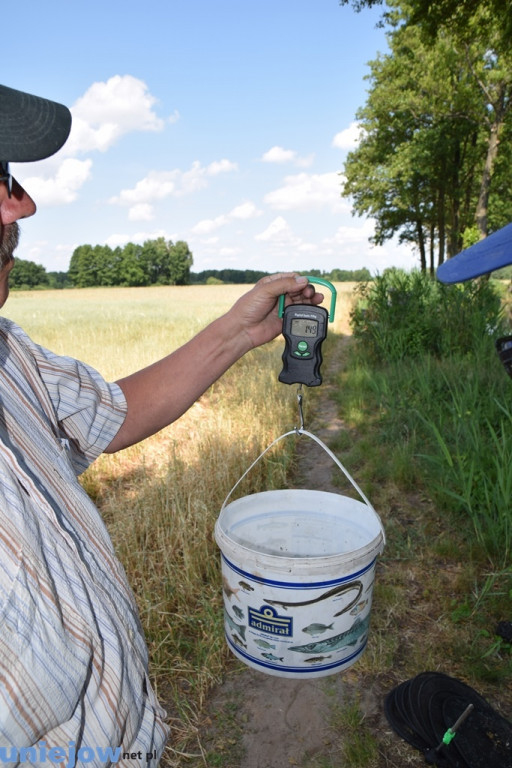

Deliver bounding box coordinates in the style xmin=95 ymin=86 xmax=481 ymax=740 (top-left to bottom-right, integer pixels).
xmin=197 ymin=335 xmax=357 ymax=768
xmin=191 ymin=330 xmax=418 ymax=768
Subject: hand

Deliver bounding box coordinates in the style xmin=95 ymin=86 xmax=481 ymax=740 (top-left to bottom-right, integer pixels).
xmin=227 ymin=272 xmax=325 ymax=350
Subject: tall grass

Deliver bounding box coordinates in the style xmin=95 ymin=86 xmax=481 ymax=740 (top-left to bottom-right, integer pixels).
xmin=417 ymin=371 xmax=512 ymax=565
xmin=346 ymin=269 xmax=512 ymax=568
xmin=333 ymin=271 xmax=512 ymax=705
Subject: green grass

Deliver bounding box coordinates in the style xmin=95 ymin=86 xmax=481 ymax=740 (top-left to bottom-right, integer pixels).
xmin=336 ymin=698 xmax=379 ymax=768
xmin=335 ymin=271 xmax=512 ymax=700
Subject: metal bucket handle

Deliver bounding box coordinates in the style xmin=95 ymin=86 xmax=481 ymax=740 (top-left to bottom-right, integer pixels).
xmin=221 ymin=429 xmax=385 ymax=545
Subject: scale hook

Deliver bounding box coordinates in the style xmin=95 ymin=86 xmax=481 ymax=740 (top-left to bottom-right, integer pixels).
xmin=296 ymin=385 xmax=305 ymax=433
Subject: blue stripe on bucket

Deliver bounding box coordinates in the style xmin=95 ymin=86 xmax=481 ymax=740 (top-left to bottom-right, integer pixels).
xmin=226 ymin=633 xmax=368 ymax=674
xmin=221 ymin=551 xmax=377 ymax=590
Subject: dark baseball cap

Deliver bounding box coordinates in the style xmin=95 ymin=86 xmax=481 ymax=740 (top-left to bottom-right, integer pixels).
xmin=0 ymin=84 xmax=72 ymax=163
xmin=437 ymin=223 xmax=512 ymax=283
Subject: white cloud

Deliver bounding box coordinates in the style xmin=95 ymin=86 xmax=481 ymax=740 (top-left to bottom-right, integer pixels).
xmin=254 ymin=216 xmax=305 ymax=248
xmin=110 ymin=171 xmax=177 ymax=206
xmin=323 ymin=220 xmax=376 ymax=250
xmin=264 ymin=172 xmax=347 ymax=212
xmin=191 ymin=200 xmax=262 ymax=235
xmin=23 ymin=240 xmax=77 ymax=272
xmin=128 ymin=203 xmax=155 ymax=222
xmin=66 ymin=75 xmax=166 ymax=155
xmin=192 ymin=214 xmax=228 ymax=235
xmin=207 ymin=159 xmax=238 ymax=175
xmin=261 ymin=146 xmax=314 ymax=168
xmin=254 ymin=217 xmax=316 ymax=260
xmin=110 ymin=159 xmax=239 ymax=220
xmin=262 ymin=146 xmax=296 ymax=163
xmin=219 ymin=247 xmax=242 ymax=258
xmin=230 ymin=201 xmax=261 ymax=220
xmin=255 ymin=216 xmax=292 ymax=242
xmin=12 ymin=76 xmax=174 ymax=209
xmin=332 ymin=122 xmax=360 ymax=151
xmin=178 ymin=159 xmax=238 ymax=196
xmin=20 ymin=158 xmax=93 ymax=206
xmin=321 ymin=221 xmax=418 ymax=272
xmin=105 ymin=228 xmax=178 ymax=250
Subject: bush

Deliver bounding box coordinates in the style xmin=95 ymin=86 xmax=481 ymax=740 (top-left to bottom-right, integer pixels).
xmin=347 ymin=268 xmax=512 ymax=566
xmin=350 ymin=268 xmax=505 ymax=362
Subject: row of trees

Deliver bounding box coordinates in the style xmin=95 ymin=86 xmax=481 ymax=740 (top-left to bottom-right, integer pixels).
xmin=340 ymin=0 xmax=512 ymax=273
xmin=10 ymin=244 xmax=372 ymax=290
xmin=190 ymin=269 xmax=270 ymax=285
xmin=190 ymin=267 xmax=372 ymax=285
xmin=68 ymin=238 xmax=193 ymax=287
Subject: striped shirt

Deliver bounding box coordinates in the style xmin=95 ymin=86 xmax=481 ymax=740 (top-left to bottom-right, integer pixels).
xmin=0 ymin=319 xmax=169 ymax=766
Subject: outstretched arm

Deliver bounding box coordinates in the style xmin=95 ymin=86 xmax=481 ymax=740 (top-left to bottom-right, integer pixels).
xmin=106 ymin=273 xmax=323 ymax=452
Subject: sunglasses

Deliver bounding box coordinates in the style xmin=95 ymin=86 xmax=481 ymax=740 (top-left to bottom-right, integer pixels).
xmin=0 ymin=160 xmax=12 ymax=198
xmin=496 ymin=335 xmax=512 ymax=378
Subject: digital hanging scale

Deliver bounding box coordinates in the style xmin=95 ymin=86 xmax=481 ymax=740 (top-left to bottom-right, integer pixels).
xmin=278 ymin=277 xmax=337 ymax=387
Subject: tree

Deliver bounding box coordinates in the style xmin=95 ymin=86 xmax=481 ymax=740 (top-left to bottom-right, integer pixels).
xmin=168 ymin=241 xmax=193 ymax=285
xmin=119 ymin=242 xmax=147 ymax=287
xmin=68 ymin=245 xmax=100 ymax=287
xmin=341 ymin=2 xmax=512 ymax=269
xmin=343 ymin=21 xmax=480 ymax=270
xmin=68 ymin=238 xmax=194 ymax=287
xmin=462 ymin=16 xmax=512 ymax=237
xmin=10 ymin=259 xmax=48 ymax=289
xmin=330 ymin=267 xmax=372 ymax=281
xmin=190 ymin=269 xmax=269 ymax=284
xmin=339 ymin=0 xmax=512 ymax=41
xmin=403 ymin=0 xmax=512 ymax=44
xmin=68 ymin=244 xmax=121 ymax=287
xmin=47 ymin=271 xmax=72 ymax=289
xmin=140 ymin=237 xmax=172 ymax=285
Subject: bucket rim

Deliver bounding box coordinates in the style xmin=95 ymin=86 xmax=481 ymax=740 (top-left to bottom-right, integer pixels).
xmin=220 ymin=487 xmax=377 ymax=509
xmin=214 ymin=515 xmax=385 ymax=567
xmin=216 ymin=488 xmax=385 ymax=564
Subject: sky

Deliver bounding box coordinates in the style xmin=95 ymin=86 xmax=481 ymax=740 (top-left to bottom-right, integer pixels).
xmin=5 ymin=0 xmax=419 ymax=276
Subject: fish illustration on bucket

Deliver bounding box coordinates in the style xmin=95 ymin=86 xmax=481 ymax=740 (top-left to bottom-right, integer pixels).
xmin=215 ymin=430 xmax=385 ymax=679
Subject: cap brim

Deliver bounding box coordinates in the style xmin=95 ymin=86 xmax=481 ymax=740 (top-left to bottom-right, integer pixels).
xmin=0 ymin=84 xmax=71 ymax=162
xmin=437 ymin=223 xmax=512 ymax=283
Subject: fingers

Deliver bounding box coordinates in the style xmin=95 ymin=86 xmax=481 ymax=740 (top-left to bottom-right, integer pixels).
xmin=258 ymin=272 xmax=322 ymax=302
xmin=291 ymin=288 xmax=324 ymax=305
xmin=258 ymin=272 xmax=308 ymax=289
xmin=257 ymin=272 xmax=323 ymax=304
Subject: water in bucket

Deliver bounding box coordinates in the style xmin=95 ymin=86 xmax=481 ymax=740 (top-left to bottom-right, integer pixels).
xmin=214 ymin=432 xmax=385 ymax=679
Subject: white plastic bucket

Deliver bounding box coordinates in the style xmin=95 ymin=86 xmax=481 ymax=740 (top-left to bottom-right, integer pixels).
xmin=214 ymin=430 xmax=385 ymax=679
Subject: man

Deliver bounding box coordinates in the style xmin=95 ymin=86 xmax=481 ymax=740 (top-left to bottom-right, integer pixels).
xmin=437 ymin=225 xmax=512 ymax=377
xmin=0 ymin=83 xmax=323 ymax=765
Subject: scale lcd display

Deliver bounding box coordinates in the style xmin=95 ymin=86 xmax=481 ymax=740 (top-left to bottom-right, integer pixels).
xmin=291 ymin=318 xmax=318 ymax=337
